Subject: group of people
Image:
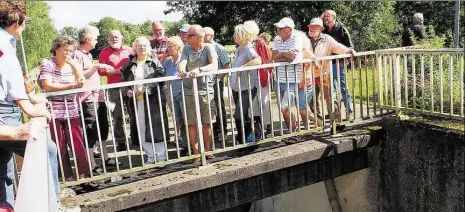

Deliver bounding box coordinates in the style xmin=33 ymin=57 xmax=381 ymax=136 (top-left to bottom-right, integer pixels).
xmin=1 ymin=1 xmax=364 ymax=210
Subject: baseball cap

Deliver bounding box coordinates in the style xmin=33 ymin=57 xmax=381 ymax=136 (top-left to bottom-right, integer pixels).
xmin=274 ymin=17 xmax=295 ymax=28
xmin=179 ymin=24 xmax=190 ymax=32
xmin=308 ymin=18 xmax=324 ymax=27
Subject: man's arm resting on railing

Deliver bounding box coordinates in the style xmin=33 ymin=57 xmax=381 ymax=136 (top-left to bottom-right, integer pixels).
xmin=241 ymin=57 xmax=262 ymax=67
xmin=14 ymin=99 xmax=51 ymax=120
xmin=0 ymin=121 xmax=46 ymax=141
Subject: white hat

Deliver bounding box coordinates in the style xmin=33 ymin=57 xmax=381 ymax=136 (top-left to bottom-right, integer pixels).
xmin=179 ymin=24 xmax=191 ymax=32
xmin=308 ymin=18 xmax=324 ymax=27
xmin=274 ymin=17 xmax=295 ymax=28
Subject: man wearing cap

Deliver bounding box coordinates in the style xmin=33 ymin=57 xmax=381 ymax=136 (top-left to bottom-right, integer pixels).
xmin=0 ymin=1 xmax=60 ymax=209
xmin=177 ymin=25 xmax=218 ymax=162
xmin=203 ymin=27 xmax=230 ymax=141
xmin=321 ymin=10 xmax=354 ymax=120
xmin=151 ymin=20 xmax=169 ymax=61
xmin=179 ymin=23 xmax=191 ymax=45
xmin=307 ymin=17 xmax=356 ymax=124
xmin=272 ymin=17 xmax=310 ymax=142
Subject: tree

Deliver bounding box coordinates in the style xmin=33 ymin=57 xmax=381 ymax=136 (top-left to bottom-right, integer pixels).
xmin=59 ymin=26 xmax=78 ymax=40
xmin=16 ymin=1 xmax=58 ymax=73
xmin=164 ymin=1 xmax=400 ymax=51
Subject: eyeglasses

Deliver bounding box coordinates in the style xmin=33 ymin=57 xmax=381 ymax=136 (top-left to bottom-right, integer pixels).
xmin=276 ymin=27 xmax=290 ymax=31
xmin=187 ymin=34 xmax=196 ymax=37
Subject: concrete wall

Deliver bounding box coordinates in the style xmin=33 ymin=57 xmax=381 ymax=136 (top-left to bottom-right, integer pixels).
xmin=250 ymin=182 xmax=333 ymax=212
xmin=250 ymin=118 xmax=465 ymax=212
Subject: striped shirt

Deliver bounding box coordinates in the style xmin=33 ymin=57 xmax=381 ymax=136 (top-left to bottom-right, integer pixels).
xmin=273 ymin=32 xmax=303 ymax=84
xmin=38 ymin=57 xmax=80 ymax=120
xmin=310 ymin=33 xmax=349 ymax=77
xmin=150 ymin=38 xmax=169 ymax=59
xmin=73 ymin=47 xmax=104 ymax=103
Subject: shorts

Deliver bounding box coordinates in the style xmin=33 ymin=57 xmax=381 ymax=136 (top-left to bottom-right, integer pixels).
xmin=184 ymin=94 xmax=217 ymax=125
xmin=276 ymin=83 xmax=314 ymax=110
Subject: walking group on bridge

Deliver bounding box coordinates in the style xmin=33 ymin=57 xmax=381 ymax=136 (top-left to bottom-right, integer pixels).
xmin=0 ymin=1 xmax=427 ymax=211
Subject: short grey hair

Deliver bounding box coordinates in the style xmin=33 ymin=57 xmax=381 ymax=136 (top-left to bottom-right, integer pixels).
xmin=132 ymin=36 xmax=152 ymax=54
xmin=167 ymin=36 xmax=184 ymax=51
xmin=413 ymin=13 xmax=424 ymax=23
xmin=50 ymin=36 xmax=77 ymax=56
xmin=325 ymin=10 xmax=337 ymax=19
xmin=244 ymin=20 xmax=259 ymax=36
xmin=190 ymin=24 xmax=205 ymax=37
xmin=234 ymin=24 xmax=254 ymax=44
xmin=78 ymin=25 xmax=99 ymax=44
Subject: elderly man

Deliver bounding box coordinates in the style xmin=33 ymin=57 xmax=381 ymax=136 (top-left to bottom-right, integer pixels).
xmin=307 ymin=18 xmax=356 ymax=127
xmin=0 ymin=1 xmax=60 ymax=209
xmin=321 ymin=9 xmax=354 ymax=120
xmin=272 ymin=17 xmax=312 ymax=143
xmin=179 ymin=23 xmax=190 ymax=45
xmin=177 ymin=25 xmax=218 ymax=162
xmin=74 ymin=25 xmax=120 ymax=173
xmin=203 ymin=27 xmax=230 ymax=141
xmin=150 ymin=20 xmax=169 ymax=61
xmin=98 ymin=30 xmax=132 ymax=150
xmin=400 ymin=13 xmax=425 ymax=47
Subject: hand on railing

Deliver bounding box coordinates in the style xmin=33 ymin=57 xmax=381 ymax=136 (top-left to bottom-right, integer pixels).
xmin=346 ymin=48 xmax=357 ymax=57
xmin=188 ymin=68 xmax=200 ymax=79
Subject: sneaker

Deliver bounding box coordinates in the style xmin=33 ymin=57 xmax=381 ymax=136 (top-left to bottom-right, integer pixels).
xmin=347 ymin=112 xmax=354 ymax=121
xmin=105 ymin=158 xmax=122 ymax=166
xmin=93 ymin=148 xmax=101 ymax=158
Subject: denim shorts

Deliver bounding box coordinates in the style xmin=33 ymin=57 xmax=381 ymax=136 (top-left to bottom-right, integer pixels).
xmin=275 ymin=83 xmax=314 ymax=110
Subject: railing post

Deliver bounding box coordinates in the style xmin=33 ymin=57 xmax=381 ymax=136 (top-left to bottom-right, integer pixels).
xmin=392 ymin=54 xmax=402 ymax=111
xmin=376 ymin=53 xmax=384 ymax=113
xmin=192 ymin=79 xmax=207 ymax=165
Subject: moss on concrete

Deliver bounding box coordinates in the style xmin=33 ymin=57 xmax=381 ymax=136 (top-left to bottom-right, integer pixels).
xmin=409 ymin=116 xmax=464 ymax=132
xmin=107 ymin=188 xmax=134 ymax=197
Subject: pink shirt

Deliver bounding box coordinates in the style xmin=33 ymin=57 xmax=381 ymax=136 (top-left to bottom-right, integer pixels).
xmin=38 ymin=57 xmax=80 ymax=120
xmin=73 ymin=47 xmax=104 ymax=102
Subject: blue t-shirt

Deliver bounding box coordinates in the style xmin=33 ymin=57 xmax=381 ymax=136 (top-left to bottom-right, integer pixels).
xmin=162 ymin=57 xmax=182 ymax=95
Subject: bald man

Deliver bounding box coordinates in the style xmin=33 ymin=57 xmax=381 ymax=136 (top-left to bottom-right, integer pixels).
xmin=203 ymin=27 xmax=230 ymax=141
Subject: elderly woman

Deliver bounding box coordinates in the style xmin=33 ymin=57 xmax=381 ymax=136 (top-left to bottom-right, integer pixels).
xmin=38 ymin=36 xmax=93 ymax=184
xmin=230 ymin=24 xmax=262 ymax=144
xmin=162 ymin=36 xmax=188 ymax=155
xmin=244 ymin=20 xmax=272 ymax=137
xmin=120 ymin=36 xmax=169 ymax=163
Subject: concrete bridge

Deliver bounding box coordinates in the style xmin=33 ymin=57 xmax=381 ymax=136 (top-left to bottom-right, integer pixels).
xmin=15 ymin=48 xmax=465 ymax=212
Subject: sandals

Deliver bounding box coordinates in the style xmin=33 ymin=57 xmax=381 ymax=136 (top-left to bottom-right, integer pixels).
xmin=92 ymin=166 xmax=103 ymax=176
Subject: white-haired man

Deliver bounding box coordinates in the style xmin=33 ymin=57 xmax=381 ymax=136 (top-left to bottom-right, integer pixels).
xmin=320 ymin=9 xmax=354 ymax=120
xmin=98 ymin=30 xmax=132 ymax=151
xmin=74 ymin=25 xmax=119 ymax=173
xmin=177 ymin=25 xmax=218 ymax=162
xmin=150 ymin=20 xmax=169 ymax=61
xmin=400 ymin=13 xmax=425 ymax=47
xmin=203 ymin=26 xmax=230 ymax=141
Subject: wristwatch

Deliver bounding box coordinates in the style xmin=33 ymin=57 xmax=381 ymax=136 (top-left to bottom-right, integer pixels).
xmin=198 ymin=67 xmax=203 ymax=72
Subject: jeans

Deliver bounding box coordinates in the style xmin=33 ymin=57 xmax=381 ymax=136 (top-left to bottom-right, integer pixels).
xmin=232 ymin=87 xmax=257 ymax=143
xmin=172 ymin=92 xmax=187 ymax=149
xmin=0 ymin=104 xmax=59 ymax=209
xmin=332 ymin=62 xmax=353 ymax=112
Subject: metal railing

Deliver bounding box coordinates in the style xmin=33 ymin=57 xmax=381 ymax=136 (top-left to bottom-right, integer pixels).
xmin=14 ymin=48 xmax=463 ymax=190
xmin=376 ymin=48 xmax=464 ymax=120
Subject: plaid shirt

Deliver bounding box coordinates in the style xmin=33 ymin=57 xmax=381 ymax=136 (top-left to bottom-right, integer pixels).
xmin=150 ymin=38 xmax=169 ymax=59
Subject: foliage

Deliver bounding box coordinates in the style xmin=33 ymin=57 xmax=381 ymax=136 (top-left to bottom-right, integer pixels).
xmin=59 ymin=26 xmax=78 ymax=40
xmin=16 ymin=1 xmax=58 ymax=72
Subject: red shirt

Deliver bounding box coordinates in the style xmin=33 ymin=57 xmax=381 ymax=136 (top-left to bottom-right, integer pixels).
xmin=98 ymin=45 xmax=132 ymax=84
